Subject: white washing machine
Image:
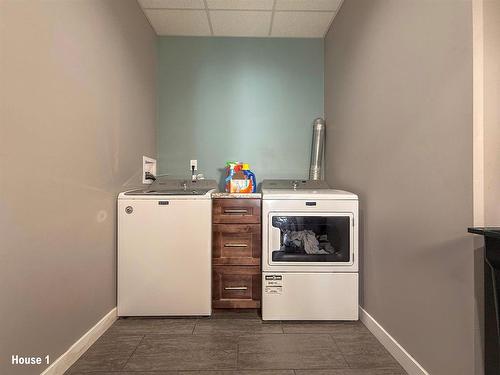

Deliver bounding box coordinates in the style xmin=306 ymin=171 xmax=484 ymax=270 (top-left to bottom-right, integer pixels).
xmin=117 ymin=179 xmax=217 ymax=316
xmin=261 ymin=179 xmax=359 ymax=321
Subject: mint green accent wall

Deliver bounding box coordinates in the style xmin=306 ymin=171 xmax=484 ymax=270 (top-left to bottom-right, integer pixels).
xmin=157 ymin=37 xmax=324 ymax=186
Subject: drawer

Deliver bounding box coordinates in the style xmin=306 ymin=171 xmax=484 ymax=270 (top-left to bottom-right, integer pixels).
xmin=213 ymin=224 xmax=261 ymax=266
xmin=213 ymin=198 xmax=261 ymax=224
xmin=212 ymin=265 xmax=261 ymax=309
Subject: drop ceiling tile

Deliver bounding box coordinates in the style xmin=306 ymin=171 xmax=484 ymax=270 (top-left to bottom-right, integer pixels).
xmin=210 ymin=11 xmax=272 ymax=37
xmin=139 ymin=0 xmax=204 ymax=9
xmin=145 ymin=9 xmax=211 ymax=35
xmin=207 ymin=0 xmax=274 ymax=10
xmin=276 ymin=0 xmax=342 ymax=11
xmin=271 ymin=11 xmax=334 ymax=37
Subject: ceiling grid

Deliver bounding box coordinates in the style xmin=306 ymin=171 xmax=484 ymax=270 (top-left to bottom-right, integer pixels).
xmin=268 ymin=0 xmax=277 ymax=36
xmin=139 ymin=0 xmax=343 ymax=38
xmin=203 ymin=0 xmax=214 ymax=35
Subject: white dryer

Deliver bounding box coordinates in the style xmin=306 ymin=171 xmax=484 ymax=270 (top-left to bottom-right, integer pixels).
xmin=261 ymin=179 xmax=359 ymax=321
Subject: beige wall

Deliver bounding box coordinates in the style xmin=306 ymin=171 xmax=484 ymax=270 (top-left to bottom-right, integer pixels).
xmin=324 ymin=1 xmax=473 ymax=374
xmin=484 ymin=0 xmax=500 ymax=225
xmin=0 ymin=1 xmax=156 ymax=374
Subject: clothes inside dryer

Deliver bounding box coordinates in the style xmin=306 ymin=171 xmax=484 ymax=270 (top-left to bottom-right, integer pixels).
xmin=271 ymin=215 xmax=350 ymax=262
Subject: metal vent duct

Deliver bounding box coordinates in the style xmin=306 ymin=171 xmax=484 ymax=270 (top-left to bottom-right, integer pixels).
xmin=309 ymin=118 xmax=325 ymax=180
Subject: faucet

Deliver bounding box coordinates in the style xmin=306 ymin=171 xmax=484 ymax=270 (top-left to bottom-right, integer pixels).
xmin=145 ymin=171 xmax=156 ymax=182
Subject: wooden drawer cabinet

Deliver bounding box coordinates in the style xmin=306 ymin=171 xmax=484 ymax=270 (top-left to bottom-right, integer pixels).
xmin=213 ymin=199 xmax=261 ymax=224
xmin=212 ymin=198 xmax=261 ymax=309
xmin=212 ymin=265 xmax=261 ymax=308
xmin=213 ymin=224 xmax=261 ymax=266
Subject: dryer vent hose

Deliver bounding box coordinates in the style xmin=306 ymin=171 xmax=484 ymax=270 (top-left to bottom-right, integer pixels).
xmin=309 ymin=117 xmax=325 ymax=180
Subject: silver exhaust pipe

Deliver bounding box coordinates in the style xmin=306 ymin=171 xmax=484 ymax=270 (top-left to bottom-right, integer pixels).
xmin=309 ymin=117 xmax=325 ymax=180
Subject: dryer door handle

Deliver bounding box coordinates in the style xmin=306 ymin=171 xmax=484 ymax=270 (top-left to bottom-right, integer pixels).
xmin=270 ymin=225 xmax=281 ymax=252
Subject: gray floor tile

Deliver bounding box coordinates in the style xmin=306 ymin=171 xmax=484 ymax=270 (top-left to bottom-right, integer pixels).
xmin=194 ymin=319 xmax=283 ymax=335
xmin=66 ymin=352 xmax=131 ymax=373
xmin=282 ymin=321 xmax=368 ymax=335
xmin=295 ymin=369 xmax=407 ymax=375
xmin=66 ymin=335 xmax=143 ymax=374
xmin=106 ymin=317 xmax=196 ymax=335
xmin=238 ymin=350 xmax=348 ymax=370
xmin=124 ymin=350 xmax=237 ymax=371
xmin=210 ymin=309 xmax=261 ymax=320
xmin=68 ymin=372 xmax=178 ymax=375
xmin=342 ymin=352 xmax=404 ymax=370
xmin=84 ymin=334 xmax=143 ymax=355
xmin=334 ymin=333 xmax=389 ymax=355
xmin=330 ymin=327 xmax=373 ymax=340
xmin=67 ymin=317 xmax=407 ymax=375
xmin=136 ymin=334 xmax=238 ymax=354
xmin=179 ymin=371 xmax=294 ymax=375
xmin=238 ymin=333 xmax=337 ymax=353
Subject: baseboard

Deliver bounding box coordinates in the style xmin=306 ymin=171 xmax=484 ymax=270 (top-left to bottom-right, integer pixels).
xmin=359 ymin=307 xmax=429 ymax=375
xmin=40 ymin=308 xmax=117 ymax=375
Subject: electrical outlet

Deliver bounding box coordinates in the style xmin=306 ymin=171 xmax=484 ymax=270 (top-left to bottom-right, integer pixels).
xmin=143 ymin=156 xmax=157 ymax=184
xmin=190 ymin=160 xmax=198 ymax=171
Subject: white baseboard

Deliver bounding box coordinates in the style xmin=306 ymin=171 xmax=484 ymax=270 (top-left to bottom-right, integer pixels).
xmin=40 ymin=308 xmax=117 ymax=375
xmin=359 ymin=307 xmax=429 ymax=375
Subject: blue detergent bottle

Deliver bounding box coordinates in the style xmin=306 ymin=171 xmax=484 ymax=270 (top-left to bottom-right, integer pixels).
xmin=242 ymin=164 xmax=257 ymax=193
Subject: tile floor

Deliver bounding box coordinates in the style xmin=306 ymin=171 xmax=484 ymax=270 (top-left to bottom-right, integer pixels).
xmin=66 ymin=310 xmax=407 ymax=375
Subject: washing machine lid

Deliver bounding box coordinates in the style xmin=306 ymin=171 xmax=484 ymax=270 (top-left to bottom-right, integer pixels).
xmin=118 ymin=178 xmax=218 ymax=199
xmin=261 ymin=179 xmax=358 ymax=200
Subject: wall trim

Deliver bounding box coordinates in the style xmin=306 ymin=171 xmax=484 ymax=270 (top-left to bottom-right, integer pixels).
xmin=40 ymin=308 xmax=117 ymax=375
xmin=472 ymin=0 xmax=484 ymax=227
xmin=359 ymin=307 xmax=429 ymax=375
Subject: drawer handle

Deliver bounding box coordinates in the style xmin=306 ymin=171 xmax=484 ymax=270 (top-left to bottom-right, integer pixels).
xmin=224 ymin=243 xmax=248 ymax=248
xmin=224 ymin=209 xmax=248 ymax=214
xmin=224 ymin=286 xmax=248 ymax=291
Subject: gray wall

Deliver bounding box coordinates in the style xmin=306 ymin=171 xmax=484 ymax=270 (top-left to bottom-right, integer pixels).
xmin=157 ymin=37 xmax=324 ymax=186
xmin=324 ymin=1 xmax=473 ymax=374
xmin=0 ymin=1 xmax=156 ymax=374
